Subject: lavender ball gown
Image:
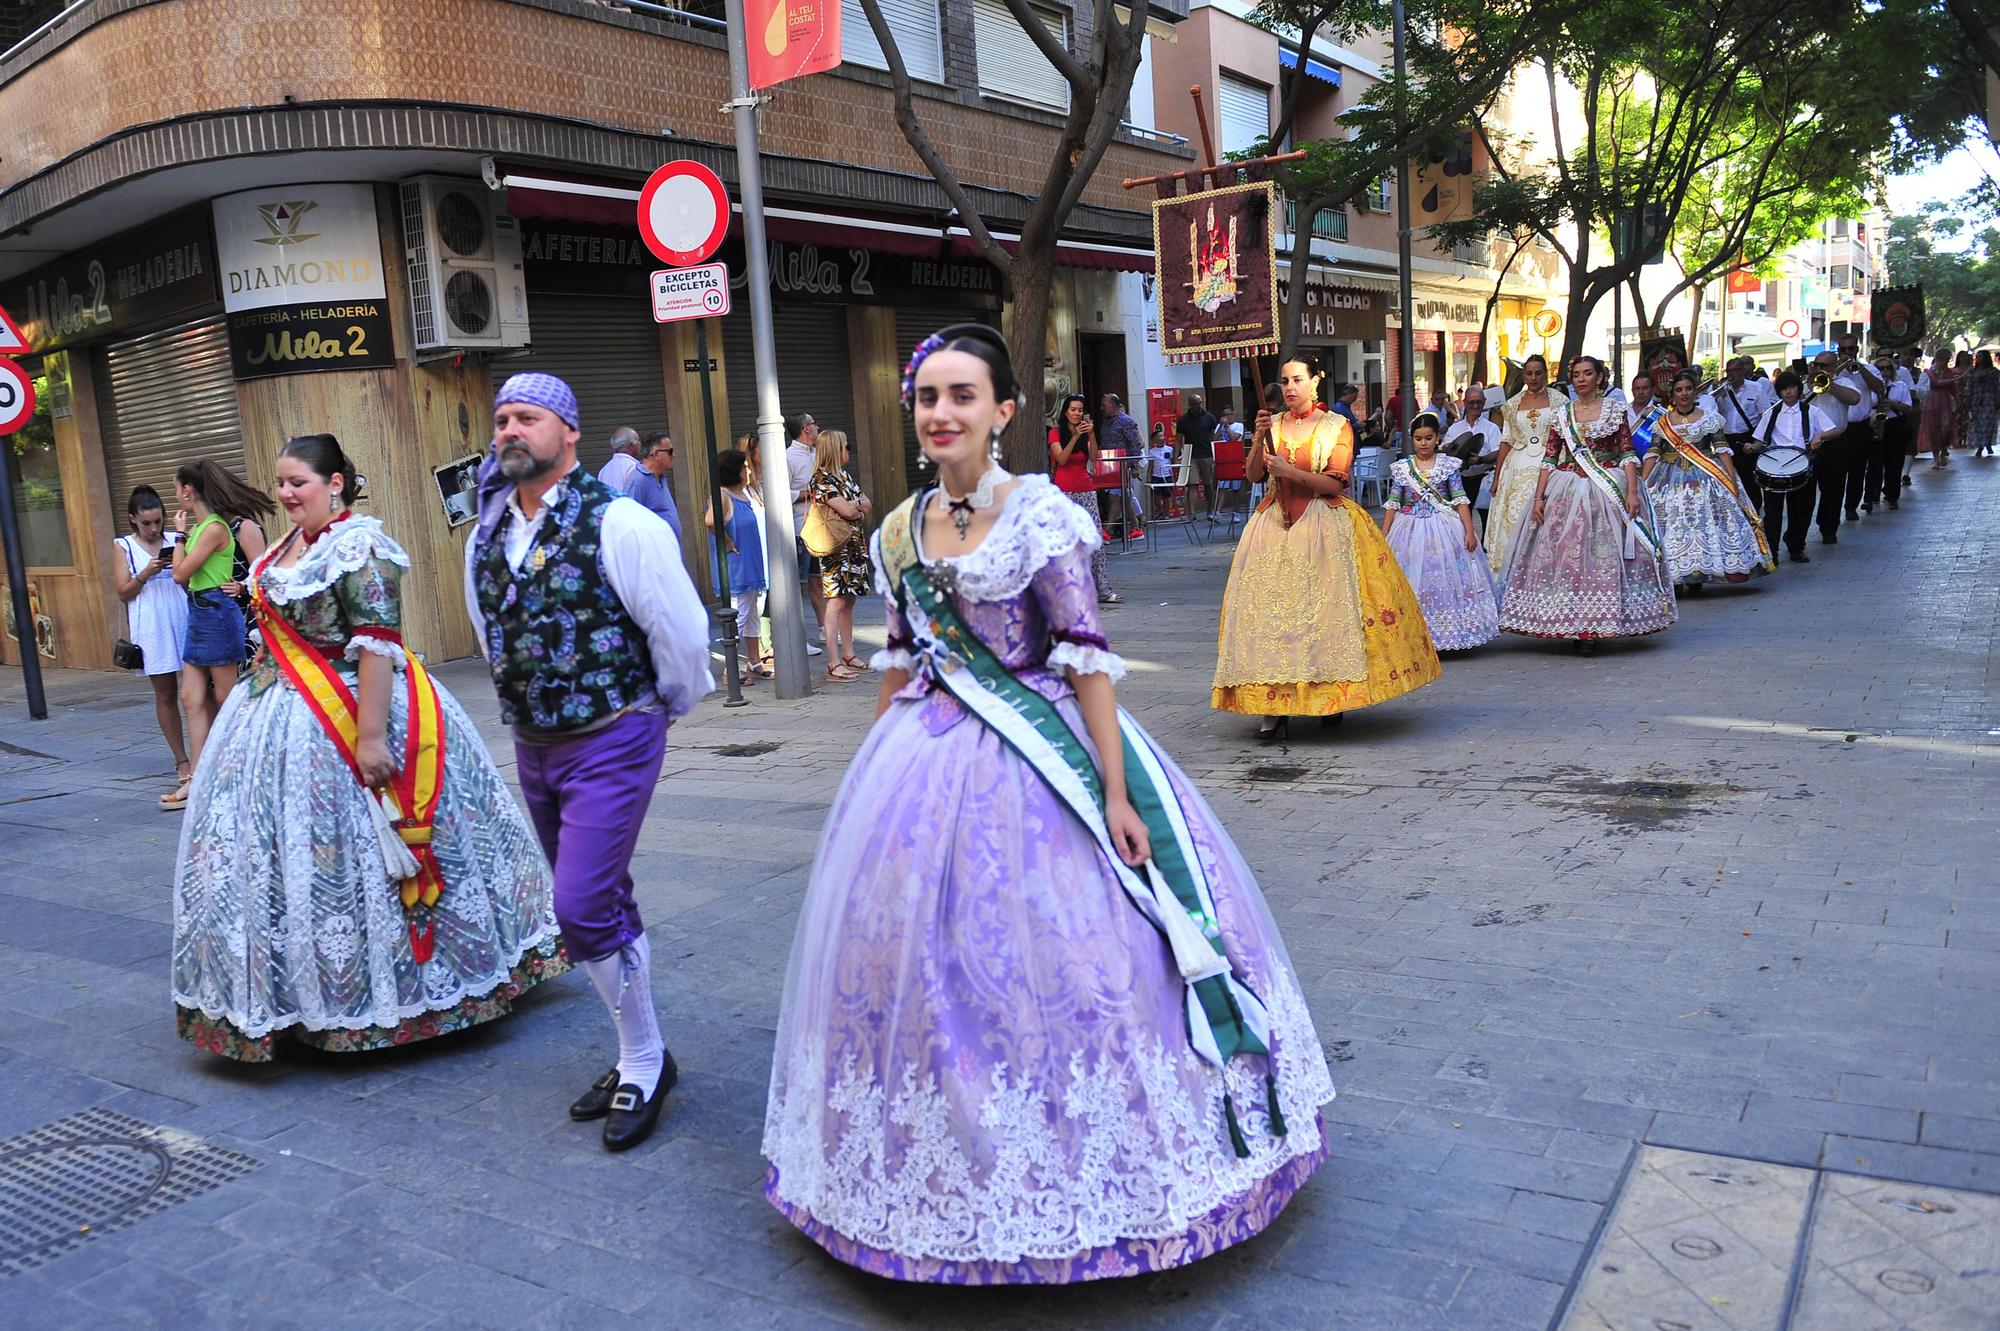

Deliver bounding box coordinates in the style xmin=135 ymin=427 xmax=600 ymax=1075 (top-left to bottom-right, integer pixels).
xmin=761 ymin=476 xmax=1334 ymax=1284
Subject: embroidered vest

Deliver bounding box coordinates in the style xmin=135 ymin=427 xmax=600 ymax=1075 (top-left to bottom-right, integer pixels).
xmin=473 ymin=472 xmax=656 ymax=732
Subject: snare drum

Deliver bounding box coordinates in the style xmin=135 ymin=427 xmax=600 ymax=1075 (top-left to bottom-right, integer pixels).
xmin=1754 ymin=445 xmax=1813 ymax=493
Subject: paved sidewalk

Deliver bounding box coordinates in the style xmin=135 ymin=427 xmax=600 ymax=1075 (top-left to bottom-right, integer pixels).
xmin=1 ymin=464 xmax=1996 ymax=1330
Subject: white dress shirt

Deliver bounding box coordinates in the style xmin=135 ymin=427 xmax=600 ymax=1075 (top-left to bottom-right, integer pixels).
xmin=597 ymin=451 xmax=642 ymax=494
xmin=1444 ymin=417 xmax=1502 ymax=457
xmin=1833 ymin=370 xmax=1875 ymax=425
xmin=1704 ymin=379 xmax=1774 ymax=435
xmin=464 ymin=468 xmax=716 ymax=725
xmin=1754 ymin=401 xmax=1841 ymax=451
xmin=786 ymin=440 xmax=815 ymax=526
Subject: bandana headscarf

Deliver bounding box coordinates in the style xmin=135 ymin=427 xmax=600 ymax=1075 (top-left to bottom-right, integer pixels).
xmin=493 ymin=372 xmax=580 ymax=430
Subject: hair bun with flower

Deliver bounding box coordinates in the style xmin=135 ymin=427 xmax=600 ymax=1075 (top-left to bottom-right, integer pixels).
xmin=901 ymin=332 xmax=951 ymax=412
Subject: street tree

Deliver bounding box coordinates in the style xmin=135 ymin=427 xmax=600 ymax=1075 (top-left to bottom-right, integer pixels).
xmin=1247 ymin=0 xmax=1574 ymax=363
xmin=856 ymin=0 xmax=1148 ymax=469
xmin=1432 ymin=0 xmax=1972 ymax=366
xmin=1884 ymin=211 xmax=2000 ymax=350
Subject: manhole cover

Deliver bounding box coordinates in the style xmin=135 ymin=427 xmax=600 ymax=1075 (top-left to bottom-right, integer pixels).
xmin=0 ymin=1108 xmax=261 ymax=1277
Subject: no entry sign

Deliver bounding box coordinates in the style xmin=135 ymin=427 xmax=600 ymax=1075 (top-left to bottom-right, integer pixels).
xmin=651 ymin=265 xmax=731 ymax=324
xmin=637 ymin=161 xmax=730 ymax=268
xmin=0 ymin=358 xmax=35 ymax=434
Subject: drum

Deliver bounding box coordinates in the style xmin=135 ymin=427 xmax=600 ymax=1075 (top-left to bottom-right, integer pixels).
xmin=1755 ymin=445 xmax=1813 ymax=493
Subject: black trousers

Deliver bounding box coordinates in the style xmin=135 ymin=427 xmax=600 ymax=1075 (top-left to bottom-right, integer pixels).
xmin=1864 ymin=417 xmax=1910 ymax=508
xmin=1727 ymin=434 xmax=1760 ymax=509
xmin=1764 ymin=476 xmax=1816 ymax=555
xmin=1816 ymin=426 xmax=1864 ymax=537
xmin=1843 ymin=422 xmax=1873 ymax=515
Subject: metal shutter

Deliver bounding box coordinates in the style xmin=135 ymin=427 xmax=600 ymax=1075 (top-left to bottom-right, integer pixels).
xmin=973 ymin=0 xmax=1069 ymax=110
xmin=721 ymin=304 xmax=856 ymax=451
xmin=495 ymin=294 xmax=668 ymax=472
xmin=841 ymin=0 xmax=944 ymax=83
xmin=96 ymin=318 xmax=248 ymax=537
xmin=1218 ymin=72 xmax=1271 ymax=156
xmin=893 ymin=306 xmax=972 ymax=491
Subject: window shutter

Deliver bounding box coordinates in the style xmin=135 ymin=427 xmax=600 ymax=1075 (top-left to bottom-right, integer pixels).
xmin=95 ymin=318 xmax=249 ymax=537
xmin=973 ymin=0 xmax=1070 ymax=111
xmin=1216 ymin=73 xmax=1271 ymax=156
xmin=841 ymin=0 xmax=945 ymax=84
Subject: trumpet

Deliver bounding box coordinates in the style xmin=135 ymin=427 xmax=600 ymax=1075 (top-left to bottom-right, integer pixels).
xmin=1811 ymin=368 xmax=1833 ymax=393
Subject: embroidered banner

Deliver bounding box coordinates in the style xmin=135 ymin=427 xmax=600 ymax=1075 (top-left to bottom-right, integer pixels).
xmin=1152 ymin=180 xmax=1280 ymax=366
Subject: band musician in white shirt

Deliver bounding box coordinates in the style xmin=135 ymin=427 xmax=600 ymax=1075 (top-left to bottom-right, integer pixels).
xmin=1747 ymin=368 xmax=1843 ymax=563
xmin=1706 ymin=357 xmax=1777 ymax=507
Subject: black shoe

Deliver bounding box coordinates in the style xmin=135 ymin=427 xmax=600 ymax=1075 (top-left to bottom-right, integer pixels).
xmin=1255 ymin=718 xmax=1289 ymax=745
xmin=1860 ymin=504 xmax=1873 ymax=513
xmin=1887 ymin=502 xmax=1899 ymax=510
xmin=1845 ymin=509 xmax=1860 ymax=521
xmin=603 ymin=1050 xmax=679 ymax=1152
xmin=1320 ymin=713 xmax=1344 ymax=729
xmin=1578 ymin=639 xmax=1597 ymax=657
xmin=570 ymin=1067 xmax=620 ymax=1122
xmin=1821 ymin=534 xmax=1838 ymax=545
xmin=1790 ymin=550 xmax=1810 ymax=563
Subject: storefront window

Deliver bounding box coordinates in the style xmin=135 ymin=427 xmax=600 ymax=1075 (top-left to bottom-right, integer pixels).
xmin=4 ymin=360 xmax=71 ymax=568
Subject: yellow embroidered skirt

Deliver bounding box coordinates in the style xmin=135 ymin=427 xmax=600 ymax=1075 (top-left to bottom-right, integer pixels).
xmin=1212 ymin=495 xmax=1441 ymax=716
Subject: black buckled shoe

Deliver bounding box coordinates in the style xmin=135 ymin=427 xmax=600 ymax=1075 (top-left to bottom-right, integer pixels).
xmin=603 ymin=1050 xmax=679 ymax=1153
xmin=570 ymin=1067 xmax=621 ymax=1122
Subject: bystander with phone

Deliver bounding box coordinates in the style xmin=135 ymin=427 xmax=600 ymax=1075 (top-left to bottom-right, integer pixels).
xmin=111 ymin=486 xmax=192 ymax=807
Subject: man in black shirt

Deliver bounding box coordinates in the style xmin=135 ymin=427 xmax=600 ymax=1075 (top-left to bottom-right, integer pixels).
xmin=1178 ymin=394 xmax=1220 ymax=514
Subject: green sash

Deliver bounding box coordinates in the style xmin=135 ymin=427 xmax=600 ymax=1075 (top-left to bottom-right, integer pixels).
xmin=879 ymin=491 xmax=1286 ymax=1156
xmin=1401 ymin=458 xmax=1460 ymax=512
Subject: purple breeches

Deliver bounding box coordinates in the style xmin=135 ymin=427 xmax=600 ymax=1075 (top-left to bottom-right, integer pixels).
xmin=514 ymin=708 xmax=667 ymax=964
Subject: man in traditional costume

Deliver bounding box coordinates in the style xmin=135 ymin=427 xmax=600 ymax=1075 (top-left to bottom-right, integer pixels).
xmin=468 ymin=373 xmax=715 ymax=1151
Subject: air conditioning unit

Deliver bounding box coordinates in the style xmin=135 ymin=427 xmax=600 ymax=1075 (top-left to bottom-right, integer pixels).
xmin=400 ymin=175 xmax=530 ymax=351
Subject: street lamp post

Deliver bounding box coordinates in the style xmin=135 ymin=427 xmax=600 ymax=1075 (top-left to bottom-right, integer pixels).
xmin=1392 ymin=0 xmax=1414 ymax=447
xmin=722 ymin=0 xmax=812 ymax=699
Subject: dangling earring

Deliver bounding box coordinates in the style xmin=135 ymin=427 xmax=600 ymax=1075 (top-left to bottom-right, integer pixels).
xmin=989 ymin=426 xmax=1004 ymax=463
xmin=915 ymin=451 xmax=930 ymax=471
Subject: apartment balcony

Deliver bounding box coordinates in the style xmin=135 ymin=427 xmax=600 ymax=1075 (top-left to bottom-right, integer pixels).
xmin=1283 ymin=197 xmax=1351 ymax=244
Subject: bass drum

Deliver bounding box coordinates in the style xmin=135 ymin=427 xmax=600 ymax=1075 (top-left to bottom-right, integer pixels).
xmin=1754 ymin=445 xmax=1813 ymax=493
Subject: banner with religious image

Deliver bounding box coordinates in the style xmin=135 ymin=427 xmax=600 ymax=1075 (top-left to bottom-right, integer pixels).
xmin=1637 ymin=330 xmax=1690 ymax=384
xmin=1151 ymin=180 xmax=1279 ymax=366
xmin=1870 ymin=286 xmax=1925 ymax=350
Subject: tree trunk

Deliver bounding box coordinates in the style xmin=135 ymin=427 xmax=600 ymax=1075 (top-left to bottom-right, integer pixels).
xmin=1003 ymin=245 xmax=1059 ymax=476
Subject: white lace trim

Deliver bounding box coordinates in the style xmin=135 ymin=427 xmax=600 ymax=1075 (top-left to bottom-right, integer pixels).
xmin=869 ymin=647 xmax=917 ymax=674
xmin=915 ymin=474 xmax=1101 ymax=603
xmin=344 ymin=636 xmax=408 ymax=664
xmin=260 ymin=517 xmax=412 ymax=605
xmin=1574 ymin=396 xmax=1628 ymax=440
xmin=763 ymin=969 xmax=1333 ymax=1264
xmin=1665 ymin=409 xmax=1724 ymax=443
xmin=1046 ymin=641 xmax=1128 ymax=681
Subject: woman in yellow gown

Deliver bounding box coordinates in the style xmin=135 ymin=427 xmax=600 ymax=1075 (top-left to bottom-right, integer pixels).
xmin=1212 ymin=357 xmax=1440 ymax=741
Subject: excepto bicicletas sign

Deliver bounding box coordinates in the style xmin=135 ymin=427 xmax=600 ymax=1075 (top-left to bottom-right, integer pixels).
xmin=212 ymin=183 xmax=396 ymax=380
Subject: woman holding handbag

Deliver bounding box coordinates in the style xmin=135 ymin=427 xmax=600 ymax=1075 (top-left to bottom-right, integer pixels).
xmin=804 ymin=429 xmax=873 ymax=680
xmin=112 ymin=485 xmax=193 ymax=807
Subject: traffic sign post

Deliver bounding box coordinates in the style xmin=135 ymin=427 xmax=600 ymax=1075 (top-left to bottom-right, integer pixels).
xmin=0 ymin=307 xmax=47 ymax=720
xmin=641 ymin=162 xmax=751 ymax=706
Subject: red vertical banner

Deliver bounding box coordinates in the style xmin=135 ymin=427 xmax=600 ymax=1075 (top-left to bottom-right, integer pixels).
xmin=748 ymin=0 xmax=842 ymax=89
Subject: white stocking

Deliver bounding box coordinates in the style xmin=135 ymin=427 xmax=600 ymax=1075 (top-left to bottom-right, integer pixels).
xmin=580 ymin=933 xmax=665 ymax=1098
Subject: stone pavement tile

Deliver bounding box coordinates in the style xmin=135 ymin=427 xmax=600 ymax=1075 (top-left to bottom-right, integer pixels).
xmin=1545 ymin=1128 xmax=1637 ymax=1169
xmin=1437 ymin=1145 xmax=1622 ymax=1206
xmin=1390 ymin=1105 xmax=1557 ymax=1158
xmin=1645 ymin=1111 xmax=1825 ymax=1169
xmin=1744 ymin=1091 xmax=1920 ymax=1143
xmin=1503 ymin=1190 xmax=1605 ymax=1243
xmin=1392 ymin=1210 xmax=1586 ymax=1285
xmin=1917 ymin=1112 xmax=2000 ymax=1154
xmin=393 ymin=1260 xmax=567 ymax=1330
xmin=1836 ymin=1073 xmax=2000 ymax=1119
xmin=1444 ymin=1267 xmax=1567 ymax=1330
xmin=1821 ymin=1135 xmax=2000 ymax=1193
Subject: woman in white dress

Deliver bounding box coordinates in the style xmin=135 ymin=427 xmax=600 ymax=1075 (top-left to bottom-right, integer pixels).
xmin=112 ymin=485 xmax=193 ymax=807
xmin=1485 ymin=355 xmax=1558 ymax=575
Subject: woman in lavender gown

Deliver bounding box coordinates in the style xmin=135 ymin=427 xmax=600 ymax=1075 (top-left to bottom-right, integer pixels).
xmin=1381 ymin=413 xmax=1499 ymax=650
xmin=761 ymin=324 xmax=1333 ymax=1284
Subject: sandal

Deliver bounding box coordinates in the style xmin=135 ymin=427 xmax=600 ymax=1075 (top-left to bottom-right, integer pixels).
xmin=751 ymin=662 xmax=775 ymax=679
xmin=827 ymin=664 xmax=862 ymax=682
xmin=159 ymin=777 xmax=191 ymax=811
xmin=841 ymin=655 xmax=865 ymax=671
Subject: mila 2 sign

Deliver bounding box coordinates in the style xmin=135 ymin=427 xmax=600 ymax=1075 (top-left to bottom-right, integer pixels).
xmin=212 ymin=183 xmax=397 ymax=380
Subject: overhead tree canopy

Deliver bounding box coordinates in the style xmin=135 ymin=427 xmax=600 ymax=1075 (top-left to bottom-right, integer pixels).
xmin=1884 ymin=211 xmax=2000 ymax=350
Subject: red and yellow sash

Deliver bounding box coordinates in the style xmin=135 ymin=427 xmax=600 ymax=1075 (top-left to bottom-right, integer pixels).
xmin=250 ymin=556 xmax=449 ymax=962
xmin=1656 ymin=414 xmax=1774 ymax=565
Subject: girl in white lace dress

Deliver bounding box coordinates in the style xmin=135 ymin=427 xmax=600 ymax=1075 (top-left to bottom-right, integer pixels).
xmin=762 ymin=326 xmax=1333 ymax=1284
xmin=172 ymin=437 xmax=565 ymax=1061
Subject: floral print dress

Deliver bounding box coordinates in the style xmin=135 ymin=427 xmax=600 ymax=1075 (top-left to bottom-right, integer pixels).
xmin=172 ymin=515 xmax=565 ymax=1061
xmin=811 ymin=467 xmax=872 ymax=598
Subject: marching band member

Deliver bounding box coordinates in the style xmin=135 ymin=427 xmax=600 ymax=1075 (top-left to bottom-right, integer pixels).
xmin=1746 ymin=370 xmax=1843 ymax=563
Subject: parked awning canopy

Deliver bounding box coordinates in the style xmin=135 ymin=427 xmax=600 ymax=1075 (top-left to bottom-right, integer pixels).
xmin=497 ymin=170 xmax=1153 ymax=272
xmin=1279 ymin=48 xmax=1343 ymax=86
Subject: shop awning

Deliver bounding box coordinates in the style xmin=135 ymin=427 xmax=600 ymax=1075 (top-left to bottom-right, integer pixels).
xmin=497 ymin=170 xmax=1153 ymax=272
xmin=1279 ymin=48 xmax=1343 ymax=87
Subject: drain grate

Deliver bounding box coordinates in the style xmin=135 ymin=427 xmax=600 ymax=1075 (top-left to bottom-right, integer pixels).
xmin=0 ymin=1107 xmax=261 ymax=1277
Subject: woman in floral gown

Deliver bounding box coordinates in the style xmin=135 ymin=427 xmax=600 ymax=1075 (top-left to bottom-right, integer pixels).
xmin=1642 ymin=369 xmax=1774 ymax=589
xmin=1485 ymin=354 xmax=1559 ymax=574
xmin=762 ymin=324 xmax=1333 ymax=1284
xmin=1497 ymin=356 xmax=1677 ymax=653
xmin=1212 ymin=356 xmax=1440 ymax=741
xmin=173 ymin=436 xmax=564 ymax=1061
xmin=1381 ymin=413 xmax=1499 ymax=650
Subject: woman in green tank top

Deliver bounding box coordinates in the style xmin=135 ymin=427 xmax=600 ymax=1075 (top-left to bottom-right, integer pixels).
xmin=168 ymin=460 xmax=271 ymax=807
